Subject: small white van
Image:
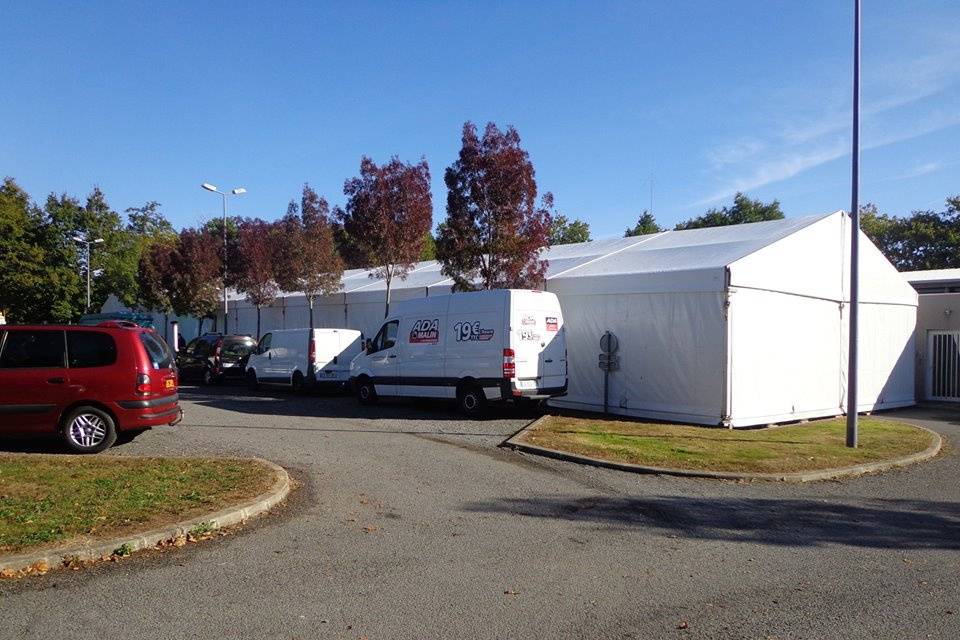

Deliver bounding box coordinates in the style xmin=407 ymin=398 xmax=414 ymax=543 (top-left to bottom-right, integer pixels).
xmin=349 ymin=289 xmax=567 ymax=414
xmin=246 ymin=328 xmax=363 ymax=391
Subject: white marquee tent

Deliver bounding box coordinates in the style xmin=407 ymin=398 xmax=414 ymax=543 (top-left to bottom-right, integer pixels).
xmin=120 ymin=210 xmax=917 ymax=427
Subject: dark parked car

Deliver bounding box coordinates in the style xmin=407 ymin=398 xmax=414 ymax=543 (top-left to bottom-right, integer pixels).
xmin=176 ymin=334 xmax=257 ymax=385
xmin=0 ymin=324 xmax=181 ymax=453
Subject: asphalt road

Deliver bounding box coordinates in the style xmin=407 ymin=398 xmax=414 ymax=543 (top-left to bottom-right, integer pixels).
xmin=1 ymin=388 xmax=959 ymax=640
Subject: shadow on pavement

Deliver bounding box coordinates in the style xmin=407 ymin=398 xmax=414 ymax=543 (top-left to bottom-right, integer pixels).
xmin=462 ymin=495 xmax=960 ymax=550
xmin=178 ymin=384 xmax=545 ymax=423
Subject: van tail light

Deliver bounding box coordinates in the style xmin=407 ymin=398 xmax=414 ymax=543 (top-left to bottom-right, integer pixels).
xmin=503 ymin=348 xmax=516 ymax=379
xmin=136 ymin=373 xmax=152 ymax=394
xmin=308 ymin=337 xmax=316 ymax=363
xmin=214 ymin=342 xmax=222 ymax=369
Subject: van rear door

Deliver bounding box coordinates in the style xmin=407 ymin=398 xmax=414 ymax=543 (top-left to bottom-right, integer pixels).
xmin=510 ymin=293 xmax=567 ymax=392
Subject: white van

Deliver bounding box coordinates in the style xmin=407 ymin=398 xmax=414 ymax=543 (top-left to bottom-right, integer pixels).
xmin=246 ymin=328 xmax=363 ymax=391
xmin=349 ymin=289 xmax=567 ymax=414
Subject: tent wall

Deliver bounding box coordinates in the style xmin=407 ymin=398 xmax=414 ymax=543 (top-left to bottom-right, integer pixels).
xmin=842 ymin=302 xmax=916 ymax=411
xmin=727 ymin=287 xmax=845 ymax=426
xmin=548 ymin=290 xmax=727 ymax=424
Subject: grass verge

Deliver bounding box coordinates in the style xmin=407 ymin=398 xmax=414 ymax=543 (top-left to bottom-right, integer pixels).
xmin=517 ymin=415 xmax=934 ymax=474
xmin=0 ymin=455 xmax=276 ymax=555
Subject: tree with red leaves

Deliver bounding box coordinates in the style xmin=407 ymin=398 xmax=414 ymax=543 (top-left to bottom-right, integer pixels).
xmin=137 ymin=240 xmax=177 ymax=314
xmin=275 ymin=184 xmax=344 ymax=328
xmin=436 ymin=122 xmax=552 ymax=291
xmin=169 ymin=227 xmax=222 ymax=336
xmin=235 ymin=219 xmax=280 ymax=339
xmin=336 ymin=156 xmax=432 ymax=317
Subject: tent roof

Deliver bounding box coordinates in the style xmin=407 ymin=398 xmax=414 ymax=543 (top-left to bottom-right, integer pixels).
xmin=228 ymin=212 xmax=841 ymax=303
xmin=548 ymin=213 xmax=832 ymax=280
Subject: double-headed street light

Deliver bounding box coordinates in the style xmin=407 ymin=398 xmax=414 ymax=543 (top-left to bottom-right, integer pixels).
xmin=201 ymin=182 xmax=246 ymax=334
xmin=73 ymin=236 xmax=104 ymax=311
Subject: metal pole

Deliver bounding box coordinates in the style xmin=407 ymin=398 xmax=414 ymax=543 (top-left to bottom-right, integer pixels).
xmin=222 ymin=192 xmax=229 ymax=334
xmin=85 ymin=242 xmax=91 ymax=311
xmin=846 ymin=0 xmax=861 ymax=448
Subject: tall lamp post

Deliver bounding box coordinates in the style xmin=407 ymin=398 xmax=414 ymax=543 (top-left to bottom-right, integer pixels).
xmin=73 ymin=236 xmax=104 ymax=311
xmin=201 ymin=183 xmax=246 ymax=334
xmin=846 ymin=0 xmax=861 ymax=448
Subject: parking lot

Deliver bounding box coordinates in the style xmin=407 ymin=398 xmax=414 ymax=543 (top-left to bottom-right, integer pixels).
xmin=1 ymin=387 xmax=959 ymax=640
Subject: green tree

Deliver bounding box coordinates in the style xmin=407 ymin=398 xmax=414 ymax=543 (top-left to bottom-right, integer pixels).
xmin=550 ymin=214 xmax=591 ymax=245
xmin=675 ymin=192 xmax=784 ymax=230
xmin=126 ymin=201 xmax=175 ymax=239
xmin=860 ymin=198 xmax=960 ymax=271
xmin=0 ymin=178 xmax=80 ymax=322
xmin=624 ymin=210 xmax=664 ymax=237
xmin=420 ymin=231 xmax=437 ymax=261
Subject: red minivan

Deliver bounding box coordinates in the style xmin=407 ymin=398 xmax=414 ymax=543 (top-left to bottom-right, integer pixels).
xmin=0 ymin=324 xmax=181 ymax=453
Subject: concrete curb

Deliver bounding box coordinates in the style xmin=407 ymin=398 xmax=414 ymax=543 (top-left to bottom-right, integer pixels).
xmin=502 ymin=415 xmax=944 ymax=483
xmin=0 ymin=457 xmax=290 ymax=574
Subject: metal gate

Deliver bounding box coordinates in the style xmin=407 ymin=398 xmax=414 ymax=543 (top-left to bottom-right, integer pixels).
xmin=927 ymin=331 xmax=960 ymax=401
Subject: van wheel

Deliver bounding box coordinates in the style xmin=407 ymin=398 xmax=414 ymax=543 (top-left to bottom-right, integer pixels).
xmin=357 ymin=378 xmax=377 ymax=405
xmin=62 ymin=406 xmax=117 ymax=453
xmin=246 ymin=370 xmax=259 ymax=391
xmin=458 ymin=385 xmax=487 ymax=417
xmin=202 ymin=367 xmax=215 ymax=386
xmin=292 ymin=371 xmax=305 ymax=393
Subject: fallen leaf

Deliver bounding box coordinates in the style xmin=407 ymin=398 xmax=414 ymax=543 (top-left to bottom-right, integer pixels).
xmin=504 ymin=589 xmax=519 ymax=595
xmin=677 ymin=621 xmax=688 ymax=630
xmin=362 ymin=526 xmax=378 ymax=533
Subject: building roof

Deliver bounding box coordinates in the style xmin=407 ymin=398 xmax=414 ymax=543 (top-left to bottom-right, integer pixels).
xmin=903 ymin=268 xmax=960 ymax=284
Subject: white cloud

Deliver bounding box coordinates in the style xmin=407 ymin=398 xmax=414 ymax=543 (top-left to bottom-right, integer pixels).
xmin=889 ymin=162 xmax=942 ymax=181
xmin=690 ymin=111 xmax=960 ymax=207
xmin=691 ymin=30 xmax=960 ymax=210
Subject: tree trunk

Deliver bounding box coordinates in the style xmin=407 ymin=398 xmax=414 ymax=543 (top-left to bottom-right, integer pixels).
xmin=308 ymin=296 xmax=315 ymax=329
xmin=256 ymin=305 xmax=262 ymax=340
xmin=384 ymin=273 xmax=392 ymax=318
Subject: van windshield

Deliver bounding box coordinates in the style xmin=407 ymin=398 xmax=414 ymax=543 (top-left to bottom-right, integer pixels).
xmin=139 ymin=332 xmax=174 ymax=370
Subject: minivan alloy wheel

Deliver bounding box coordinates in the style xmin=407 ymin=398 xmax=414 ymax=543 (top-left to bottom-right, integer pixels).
xmin=68 ymin=413 xmax=108 ymax=448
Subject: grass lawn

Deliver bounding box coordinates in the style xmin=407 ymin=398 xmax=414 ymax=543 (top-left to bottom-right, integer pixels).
xmin=0 ymin=456 xmax=276 ymax=554
xmin=518 ymin=415 xmax=935 ymax=474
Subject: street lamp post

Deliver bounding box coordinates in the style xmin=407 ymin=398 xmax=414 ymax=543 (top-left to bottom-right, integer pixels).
xmin=846 ymin=0 xmax=861 ymax=448
xmin=201 ymin=183 xmax=246 ymax=334
xmin=73 ymin=236 xmax=104 ymax=312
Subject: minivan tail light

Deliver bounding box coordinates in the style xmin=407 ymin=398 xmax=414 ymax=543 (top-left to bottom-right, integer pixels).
xmin=136 ymin=373 xmax=152 ymax=394
xmin=503 ymin=348 xmax=516 ymax=379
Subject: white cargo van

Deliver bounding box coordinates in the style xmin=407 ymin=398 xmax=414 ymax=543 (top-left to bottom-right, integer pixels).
xmin=246 ymin=328 xmax=363 ymax=391
xmin=349 ymin=289 xmax=567 ymax=414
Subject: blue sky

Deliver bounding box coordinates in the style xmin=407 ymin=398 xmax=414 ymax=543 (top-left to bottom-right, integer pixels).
xmin=1 ymin=1 xmax=958 ymax=238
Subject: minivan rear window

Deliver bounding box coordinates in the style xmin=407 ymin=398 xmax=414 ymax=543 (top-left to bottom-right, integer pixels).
xmin=139 ymin=332 xmax=174 ymax=370
xmin=0 ymin=330 xmax=66 ymax=368
xmin=67 ymin=331 xmax=117 ymax=368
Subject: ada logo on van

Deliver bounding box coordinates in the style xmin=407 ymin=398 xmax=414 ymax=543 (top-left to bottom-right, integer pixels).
xmin=410 ymin=319 xmax=440 ymax=344
xmin=453 ymin=321 xmax=494 ymax=342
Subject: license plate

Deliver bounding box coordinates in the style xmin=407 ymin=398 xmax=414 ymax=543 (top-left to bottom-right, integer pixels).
xmin=321 ymin=371 xmax=338 ymax=379
xmin=164 ymin=378 xmax=175 ymax=390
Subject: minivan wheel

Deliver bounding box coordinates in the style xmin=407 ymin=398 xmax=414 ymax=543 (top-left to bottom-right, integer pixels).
xmin=246 ymin=369 xmax=259 ymax=391
xmin=62 ymin=406 xmax=117 ymax=454
xmin=357 ymin=378 xmax=377 ymax=405
xmin=458 ymin=385 xmax=487 ymax=417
